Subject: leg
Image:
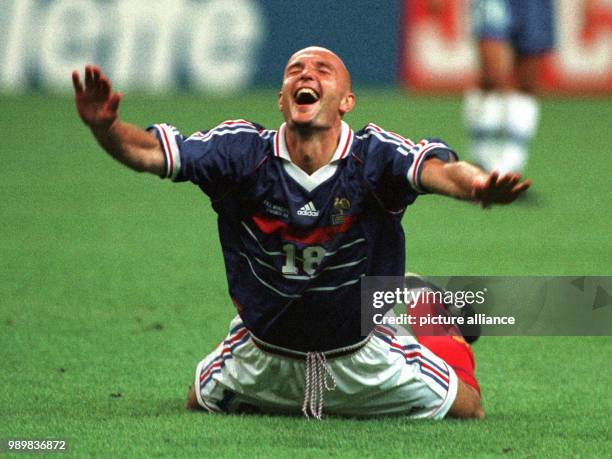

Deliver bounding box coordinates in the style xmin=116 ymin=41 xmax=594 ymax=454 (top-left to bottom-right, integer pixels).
xmin=186 ymin=383 xmax=203 ymax=411
xmin=477 ymin=39 xmax=514 ymax=91
xmin=515 ymin=54 xmax=543 ymax=94
xmin=448 ymin=379 xmax=485 ymax=419
xmin=416 ymin=335 xmax=483 ymax=419
xmin=464 ymin=39 xmax=515 ymax=171
xmin=495 ymin=54 xmax=545 ymax=173
xmin=188 ymin=316 xmax=302 ymax=415
xmin=188 ymin=316 xmax=262 ymax=414
xmin=492 ymin=0 xmax=555 ymax=172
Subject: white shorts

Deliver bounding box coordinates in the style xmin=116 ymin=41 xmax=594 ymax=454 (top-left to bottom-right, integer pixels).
xmin=194 ymin=316 xmax=458 ymax=419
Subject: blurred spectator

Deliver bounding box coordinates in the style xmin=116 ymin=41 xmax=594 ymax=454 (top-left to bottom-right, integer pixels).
xmin=428 ymin=0 xmax=595 ymax=173
xmin=466 ymin=0 xmax=555 ymax=173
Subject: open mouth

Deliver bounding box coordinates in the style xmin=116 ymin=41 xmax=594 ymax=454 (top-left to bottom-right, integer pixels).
xmin=294 ymin=88 xmax=320 ymax=105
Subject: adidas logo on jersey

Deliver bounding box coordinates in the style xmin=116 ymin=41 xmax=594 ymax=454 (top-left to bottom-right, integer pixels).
xmin=297 ymin=201 xmax=319 ymax=217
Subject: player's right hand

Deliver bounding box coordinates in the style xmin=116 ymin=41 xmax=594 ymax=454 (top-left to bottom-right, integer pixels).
xmin=72 ymin=65 xmax=122 ymax=130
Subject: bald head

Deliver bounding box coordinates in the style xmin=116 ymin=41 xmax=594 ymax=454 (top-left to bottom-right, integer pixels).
xmin=278 ymin=46 xmax=356 ymax=128
xmin=285 ymin=46 xmax=352 ymax=92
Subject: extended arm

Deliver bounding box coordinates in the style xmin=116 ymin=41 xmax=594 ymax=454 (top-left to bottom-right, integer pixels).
xmin=72 ymin=65 xmax=165 ymax=175
xmin=420 ymin=158 xmax=531 ymax=208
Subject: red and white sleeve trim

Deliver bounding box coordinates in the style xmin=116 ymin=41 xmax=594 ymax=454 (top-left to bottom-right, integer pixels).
xmin=151 ymin=123 xmax=181 ymax=180
xmin=406 ymin=141 xmax=452 ymax=194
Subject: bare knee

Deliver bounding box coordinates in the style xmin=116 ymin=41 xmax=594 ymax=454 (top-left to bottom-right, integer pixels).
xmin=186 ymin=384 xmax=203 ymax=411
xmin=447 ymin=379 xmax=485 ymax=420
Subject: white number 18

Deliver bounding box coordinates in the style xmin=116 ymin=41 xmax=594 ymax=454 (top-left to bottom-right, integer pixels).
xmin=281 ymin=244 xmax=325 ymax=275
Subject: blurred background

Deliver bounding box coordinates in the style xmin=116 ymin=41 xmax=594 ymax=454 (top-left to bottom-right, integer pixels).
xmin=0 ymin=0 xmax=610 ymax=93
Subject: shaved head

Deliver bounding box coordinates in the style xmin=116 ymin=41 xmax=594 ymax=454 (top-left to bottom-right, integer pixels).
xmin=278 ymin=46 xmax=355 ymax=129
xmin=285 ymin=46 xmax=352 ymax=92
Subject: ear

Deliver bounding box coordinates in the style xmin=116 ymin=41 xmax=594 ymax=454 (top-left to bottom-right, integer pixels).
xmin=339 ymin=92 xmax=355 ymax=116
xmin=277 ymin=91 xmax=283 ymax=112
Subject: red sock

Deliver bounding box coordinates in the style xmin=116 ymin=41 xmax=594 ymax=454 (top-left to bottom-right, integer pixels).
xmin=417 ymin=335 xmax=480 ymax=395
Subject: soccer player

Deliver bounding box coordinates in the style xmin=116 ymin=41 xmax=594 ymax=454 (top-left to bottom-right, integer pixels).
xmin=464 ymin=0 xmax=556 ymax=173
xmin=72 ymin=46 xmax=530 ymax=420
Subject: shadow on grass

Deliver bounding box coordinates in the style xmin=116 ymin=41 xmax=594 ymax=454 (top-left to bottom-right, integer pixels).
xmin=514 ymin=189 xmax=544 ymax=208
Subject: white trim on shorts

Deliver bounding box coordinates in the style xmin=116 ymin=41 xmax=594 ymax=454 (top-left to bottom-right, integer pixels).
xmin=195 ymin=317 xmax=458 ymax=419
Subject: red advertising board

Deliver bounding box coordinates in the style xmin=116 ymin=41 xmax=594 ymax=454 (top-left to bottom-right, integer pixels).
xmin=401 ymin=0 xmax=612 ymax=94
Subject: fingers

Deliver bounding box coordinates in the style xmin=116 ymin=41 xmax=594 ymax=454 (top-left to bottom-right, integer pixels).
xmin=473 ymin=171 xmax=529 ymax=208
xmin=512 ymin=178 xmax=531 ymax=195
xmin=107 ymin=92 xmax=122 ymax=114
xmin=484 ymin=171 xmax=499 ymax=194
xmin=481 ymin=171 xmax=499 ymax=208
xmin=71 ymin=70 xmax=83 ymax=93
xmin=507 ymin=174 xmax=520 ymax=189
xmin=99 ymin=74 xmax=112 ymax=99
xmin=497 ymin=173 xmax=529 ymax=199
xmin=480 ymin=171 xmax=532 ymax=207
xmin=92 ymin=66 xmax=101 ymax=86
xmin=84 ymin=65 xmax=94 ymax=89
xmin=497 ymin=173 xmax=518 ymax=188
xmin=77 ymin=64 xmax=119 ymax=109
xmin=495 ymin=172 xmax=520 ymax=196
xmin=82 ymin=65 xmax=107 ymax=92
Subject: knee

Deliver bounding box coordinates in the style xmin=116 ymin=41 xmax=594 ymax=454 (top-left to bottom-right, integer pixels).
xmin=456 ymin=395 xmax=485 ymax=420
xmin=186 ymin=384 xmax=202 ymax=411
xmin=448 ymin=380 xmax=485 ymax=420
xmin=471 ymin=403 xmax=486 ymax=420
xmin=464 ymin=384 xmax=485 ymax=419
xmin=458 ymin=401 xmax=485 ymax=420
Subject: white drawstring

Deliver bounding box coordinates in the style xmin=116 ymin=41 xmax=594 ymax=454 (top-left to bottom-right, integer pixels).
xmin=302 ymin=352 xmax=337 ymax=420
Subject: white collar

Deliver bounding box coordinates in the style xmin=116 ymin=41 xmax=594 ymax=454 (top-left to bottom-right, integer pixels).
xmin=274 ymin=120 xmax=354 ymax=164
xmin=272 ymin=121 xmax=354 ymax=192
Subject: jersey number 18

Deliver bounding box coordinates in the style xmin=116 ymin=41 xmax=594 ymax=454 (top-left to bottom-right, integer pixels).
xmin=281 ymin=244 xmax=325 ymax=275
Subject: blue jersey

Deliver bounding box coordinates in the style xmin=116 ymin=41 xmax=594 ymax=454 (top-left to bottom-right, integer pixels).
xmin=471 ymin=0 xmax=555 ymax=56
xmin=149 ymin=120 xmax=457 ymax=352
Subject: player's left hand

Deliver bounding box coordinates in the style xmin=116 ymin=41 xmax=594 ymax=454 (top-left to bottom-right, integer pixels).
xmin=471 ymin=171 xmax=531 ymax=208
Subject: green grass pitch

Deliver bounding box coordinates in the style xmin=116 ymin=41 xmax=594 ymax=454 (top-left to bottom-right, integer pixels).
xmin=1 ymin=90 xmax=610 ymax=457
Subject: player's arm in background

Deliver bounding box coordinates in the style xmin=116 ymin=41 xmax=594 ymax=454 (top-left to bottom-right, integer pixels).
xmin=420 ymin=158 xmax=531 ymax=208
xmin=72 ymin=65 xmax=165 ymax=176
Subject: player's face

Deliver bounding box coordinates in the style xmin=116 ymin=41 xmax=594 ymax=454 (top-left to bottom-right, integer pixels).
xmin=278 ymin=47 xmax=355 ymax=129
